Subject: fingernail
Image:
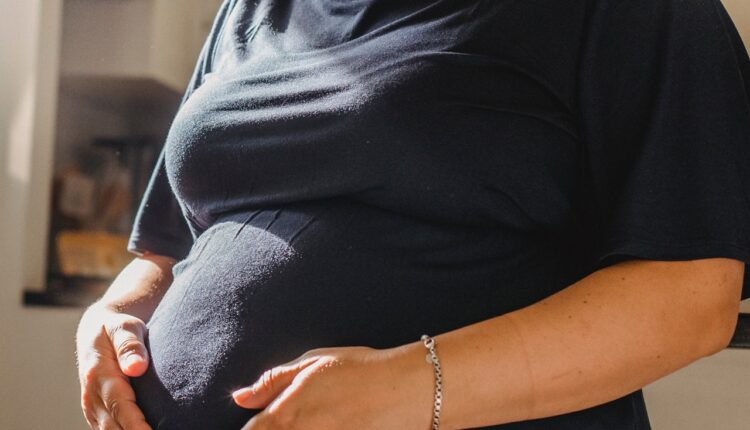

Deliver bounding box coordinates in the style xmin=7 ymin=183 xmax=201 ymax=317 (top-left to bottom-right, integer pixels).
xmin=124 ymin=354 xmax=142 ymax=368
xmin=232 ymin=386 xmax=254 ymax=401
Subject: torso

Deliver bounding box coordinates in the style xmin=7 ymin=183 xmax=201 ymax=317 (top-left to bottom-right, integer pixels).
xmin=130 ymin=1 xmax=650 ymax=428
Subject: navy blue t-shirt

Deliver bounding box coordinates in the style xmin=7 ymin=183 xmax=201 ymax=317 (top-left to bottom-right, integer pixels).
xmin=127 ymin=0 xmax=750 ymax=428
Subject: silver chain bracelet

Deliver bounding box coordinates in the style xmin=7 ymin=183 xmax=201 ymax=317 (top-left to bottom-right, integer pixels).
xmin=420 ymin=334 xmax=443 ymax=430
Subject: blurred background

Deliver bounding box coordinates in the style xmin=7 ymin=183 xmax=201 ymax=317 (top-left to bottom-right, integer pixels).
xmin=0 ymin=0 xmax=748 ymax=428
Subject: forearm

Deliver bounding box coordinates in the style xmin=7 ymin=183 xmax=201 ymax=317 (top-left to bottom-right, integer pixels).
xmin=89 ymin=251 xmax=177 ymax=323
xmin=394 ymin=258 xmax=743 ymax=429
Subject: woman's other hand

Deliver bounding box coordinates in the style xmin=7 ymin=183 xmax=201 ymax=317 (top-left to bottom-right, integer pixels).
xmin=76 ymin=305 xmax=153 ymax=430
xmin=233 ymin=344 xmax=436 ymax=430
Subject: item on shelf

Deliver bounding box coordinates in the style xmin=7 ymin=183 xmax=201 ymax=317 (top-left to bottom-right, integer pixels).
xmin=92 ymin=136 xmax=155 ymax=233
xmin=55 ymin=230 xmax=132 ymax=279
xmin=56 ymin=166 xmax=96 ymax=221
xmin=95 ymin=165 xmax=133 ymax=232
xmin=92 ymin=154 xmax=132 ymax=233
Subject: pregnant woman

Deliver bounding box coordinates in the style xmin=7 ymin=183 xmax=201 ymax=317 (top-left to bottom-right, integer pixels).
xmin=76 ymin=0 xmax=750 ymax=429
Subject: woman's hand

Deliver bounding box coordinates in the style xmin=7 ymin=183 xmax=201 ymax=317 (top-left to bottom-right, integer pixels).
xmin=233 ymin=344 xmax=436 ymax=430
xmin=75 ymin=304 xmax=153 ymax=430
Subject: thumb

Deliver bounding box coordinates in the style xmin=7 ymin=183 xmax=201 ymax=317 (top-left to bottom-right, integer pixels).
xmin=233 ymin=356 xmax=319 ymax=409
xmin=108 ymin=317 xmax=149 ymax=377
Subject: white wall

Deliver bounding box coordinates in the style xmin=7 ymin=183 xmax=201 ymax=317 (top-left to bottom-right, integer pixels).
xmin=0 ymin=0 xmax=748 ymax=429
xmin=0 ymin=1 xmax=89 ymax=429
xmin=60 ymin=0 xmax=155 ymax=81
xmin=0 ymin=1 xmax=217 ymax=428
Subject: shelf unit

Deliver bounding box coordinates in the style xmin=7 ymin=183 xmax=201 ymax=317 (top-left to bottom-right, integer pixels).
xmin=22 ymin=0 xmax=223 ymax=302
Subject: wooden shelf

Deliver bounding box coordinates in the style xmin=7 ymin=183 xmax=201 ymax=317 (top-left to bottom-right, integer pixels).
xmin=23 ymin=272 xmax=110 ymax=308
xmin=23 ymin=288 xmax=102 ymax=308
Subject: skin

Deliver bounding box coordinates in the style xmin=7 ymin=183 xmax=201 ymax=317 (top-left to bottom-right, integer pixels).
xmin=76 ymin=255 xmax=744 ymax=430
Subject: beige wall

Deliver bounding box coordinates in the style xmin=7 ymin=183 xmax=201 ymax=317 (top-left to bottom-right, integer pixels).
xmin=0 ymin=1 xmax=748 ymax=429
xmin=726 ymin=0 xmax=750 ymax=42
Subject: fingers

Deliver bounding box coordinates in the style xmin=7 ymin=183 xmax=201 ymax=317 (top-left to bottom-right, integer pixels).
xmin=240 ymin=383 xmax=303 ymax=430
xmin=94 ymin=404 xmax=124 ymax=430
xmin=82 ymin=373 xmax=152 ymax=430
xmin=110 ymin=399 xmax=151 ymax=430
xmin=240 ymin=408 xmax=282 ymax=430
xmin=81 ymin=391 xmax=99 ymax=429
xmin=107 ymin=317 xmax=149 ymax=377
xmin=233 ymin=355 xmax=321 ymax=409
xmin=100 ymin=376 xmax=153 ymax=430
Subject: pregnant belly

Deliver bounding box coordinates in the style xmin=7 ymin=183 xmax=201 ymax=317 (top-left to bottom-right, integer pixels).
xmin=130 ymin=199 xmax=560 ymax=429
xmin=131 ymin=201 xmax=365 ymax=428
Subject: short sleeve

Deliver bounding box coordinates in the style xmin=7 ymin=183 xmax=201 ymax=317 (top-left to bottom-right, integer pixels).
xmin=127 ymin=0 xmax=234 ymax=261
xmin=127 ymin=147 xmax=195 ymax=260
xmin=577 ymin=0 xmax=750 ymax=300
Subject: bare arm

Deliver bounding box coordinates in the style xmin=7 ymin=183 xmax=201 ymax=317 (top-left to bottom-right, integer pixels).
xmin=90 ymin=251 xmax=177 ymax=321
xmin=393 ymin=257 xmax=744 ymax=429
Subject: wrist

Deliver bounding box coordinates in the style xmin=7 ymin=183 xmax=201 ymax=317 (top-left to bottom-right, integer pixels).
xmin=89 ymin=297 xmax=154 ymax=323
xmin=389 ymin=339 xmax=444 ymax=430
